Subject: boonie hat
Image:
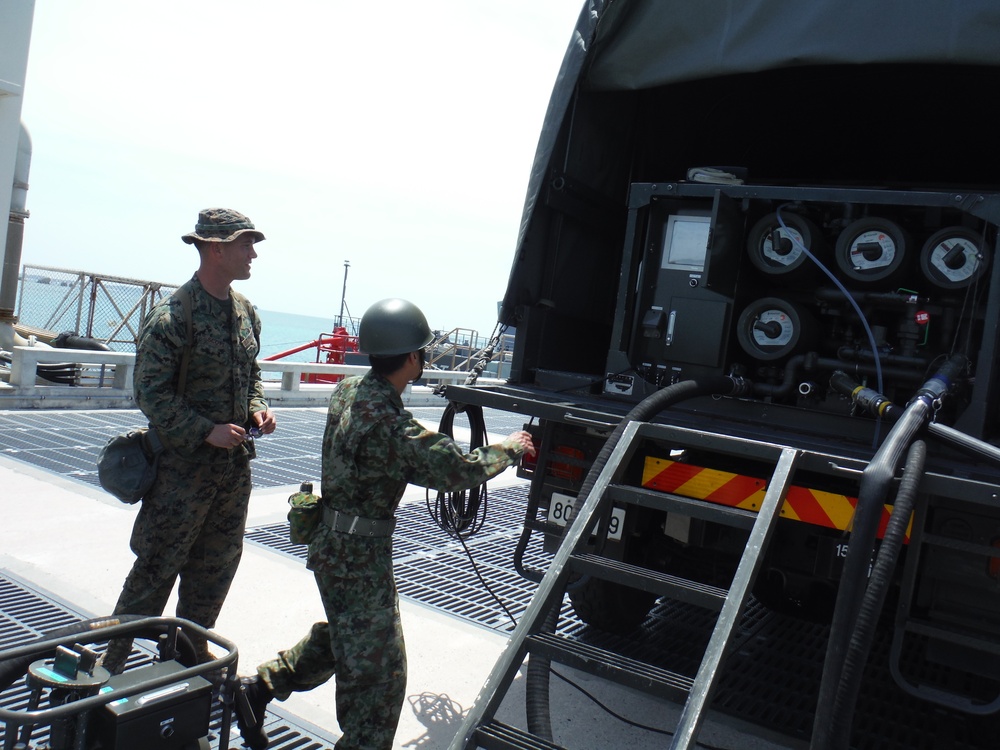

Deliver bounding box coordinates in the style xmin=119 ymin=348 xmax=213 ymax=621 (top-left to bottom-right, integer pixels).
xmin=181 ymin=208 xmax=266 ymax=244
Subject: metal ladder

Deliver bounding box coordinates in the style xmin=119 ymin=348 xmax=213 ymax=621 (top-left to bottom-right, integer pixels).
xmin=890 ymin=491 xmax=1000 ymax=714
xmin=450 ymin=419 xmax=802 ymax=750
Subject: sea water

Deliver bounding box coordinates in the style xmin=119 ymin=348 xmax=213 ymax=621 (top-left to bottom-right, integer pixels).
xmin=13 ymin=273 xmax=349 ymax=363
xmin=255 ymin=309 xmax=352 ymax=362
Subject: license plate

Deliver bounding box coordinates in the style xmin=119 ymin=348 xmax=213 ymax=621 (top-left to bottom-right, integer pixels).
xmin=550 ymin=492 xmax=624 ymax=541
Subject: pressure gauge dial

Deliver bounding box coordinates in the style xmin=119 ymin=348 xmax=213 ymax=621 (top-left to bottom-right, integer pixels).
xmin=736 ymin=297 xmax=814 ymax=361
xmin=747 ymin=213 xmax=822 ymax=281
xmin=834 ymin=217 xmax=908 ymax=283
xmin=919 ymin=227 xmax=989 ymax=289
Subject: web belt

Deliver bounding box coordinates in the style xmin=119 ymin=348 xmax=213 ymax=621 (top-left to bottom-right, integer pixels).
xmin=323 ymin=506 xmax=396 ymax=537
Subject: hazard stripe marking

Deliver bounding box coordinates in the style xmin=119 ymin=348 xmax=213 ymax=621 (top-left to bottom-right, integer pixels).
xmin=641 ymin=457 xmax=908 ymax=541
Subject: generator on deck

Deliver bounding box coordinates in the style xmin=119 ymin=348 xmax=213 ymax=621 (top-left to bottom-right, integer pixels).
xmin=0 ymin=617 xmax=237 ymax=750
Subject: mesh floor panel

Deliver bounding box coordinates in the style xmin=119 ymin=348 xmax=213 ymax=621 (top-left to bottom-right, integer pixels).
xmin=0 ymin=405 xmax=529 ymax=490
xmin=5 ymin=406 xmax=1000 ymax=748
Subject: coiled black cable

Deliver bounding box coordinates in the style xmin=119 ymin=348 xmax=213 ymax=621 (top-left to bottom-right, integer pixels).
xmin=429 ymin=401 xmax=490 ymax=538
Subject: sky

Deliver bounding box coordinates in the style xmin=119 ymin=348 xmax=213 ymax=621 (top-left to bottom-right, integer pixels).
xmin=17 ymin=0 xmax=584 ymax=337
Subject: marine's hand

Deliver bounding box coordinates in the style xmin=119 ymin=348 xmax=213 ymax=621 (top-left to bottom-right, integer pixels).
xmin=253 ymin=409 xmax=277 ymax=435
xmin=507 ymin=430 xmax=537 ymax=457
xmin=206 ymin=423 xmax=248 ymax=448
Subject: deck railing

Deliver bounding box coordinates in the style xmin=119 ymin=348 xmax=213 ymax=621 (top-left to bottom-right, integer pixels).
xmin=0 ymin=346 xmax=503 ymax=409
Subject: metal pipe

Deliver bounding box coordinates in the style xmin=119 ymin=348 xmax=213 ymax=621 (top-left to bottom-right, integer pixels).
xmin=927 ymin=421 xmax=1000 ymax=466
xmin=338 ymin=259 xmax=350 ymax=328
xmin=1 ymin=122 xmax=31 ymax=320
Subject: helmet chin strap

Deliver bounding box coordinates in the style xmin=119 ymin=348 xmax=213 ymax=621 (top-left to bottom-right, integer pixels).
xmin=413 ymin=349 xmax=425 ymax=382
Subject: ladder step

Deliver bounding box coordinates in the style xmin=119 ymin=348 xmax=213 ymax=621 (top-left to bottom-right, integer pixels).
xmin=526 ymin=631 xmax=693 ymax=701
xmin=902 ymin=617 xmax=1000 ymax=657
xmin=475 ymin=720 xmax=568 ymax=750
xmin=922 ymin=532 xmax=1000 ymax=559
xmin=607 ymin=484 xmax=758 ymax=530
xmin=570 ymin=553 xmax=728 ymax=610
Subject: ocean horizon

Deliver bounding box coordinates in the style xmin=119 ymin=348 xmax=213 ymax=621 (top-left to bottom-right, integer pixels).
xmin=255 ymin=308 xmax=353 ymax=362
xmin=11 ymin=272 xmax=497 ymax=364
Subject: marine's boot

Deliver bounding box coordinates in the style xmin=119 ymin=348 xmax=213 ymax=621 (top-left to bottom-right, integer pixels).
xmin=235 ymin=675 xmax=273 ymax=750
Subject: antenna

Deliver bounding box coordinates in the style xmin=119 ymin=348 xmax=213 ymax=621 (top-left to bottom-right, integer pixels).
xmin=338 ymin=260 xmax=350 ymax=328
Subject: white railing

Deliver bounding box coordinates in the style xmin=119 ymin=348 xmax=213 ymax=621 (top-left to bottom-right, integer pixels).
xmin=0 ymin=346 xmax=503 ymax=409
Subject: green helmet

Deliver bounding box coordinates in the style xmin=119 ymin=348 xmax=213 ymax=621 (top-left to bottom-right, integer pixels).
xmin=358 ymin=298 xmax=434 ymax=356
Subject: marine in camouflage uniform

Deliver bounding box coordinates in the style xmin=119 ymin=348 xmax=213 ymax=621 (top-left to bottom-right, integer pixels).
xmin=238 ymin=299 xmax=535 ymax=750
xmin=104 ymin=209 xmax=275 ymax=672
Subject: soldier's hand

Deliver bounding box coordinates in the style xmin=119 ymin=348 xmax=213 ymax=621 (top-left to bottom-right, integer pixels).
xmin=507 ymin=430 xmax=537 ymax=457
xmin=206 ymin=423 xmax=248 ymax=448
xmin=253 ymin=409 xmax=277 ymax=435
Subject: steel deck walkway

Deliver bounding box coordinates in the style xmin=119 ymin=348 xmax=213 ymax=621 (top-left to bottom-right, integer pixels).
xmin=3 ymin=407 xmax=1000 ymax=748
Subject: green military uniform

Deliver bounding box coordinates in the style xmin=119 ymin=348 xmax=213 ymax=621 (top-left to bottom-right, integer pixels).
xmin=108 ymin=273 xmax=267 ymax=664
xmin=256 ymin=371 xmax=525 ymax=750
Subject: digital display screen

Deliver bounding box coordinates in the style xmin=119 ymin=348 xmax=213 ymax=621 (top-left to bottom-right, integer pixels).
xmin=661 ymin=214 xmax=710 ymax=271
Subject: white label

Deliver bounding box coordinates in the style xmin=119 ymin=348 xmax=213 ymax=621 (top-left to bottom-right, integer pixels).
xmin=550 ymin=492 xmax=624 ymax=541
xmin=849 ymin=230 xmax=896 ymax=269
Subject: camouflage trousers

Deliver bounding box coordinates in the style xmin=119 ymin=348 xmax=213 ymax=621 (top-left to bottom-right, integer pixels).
xmin=257 ymin=570 xmax=406 ymax=750
xmin=104 ymin=449 xmax=252 ymax=671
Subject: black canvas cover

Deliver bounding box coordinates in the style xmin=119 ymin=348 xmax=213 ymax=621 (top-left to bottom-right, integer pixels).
xmin=502 ymin=0 xmax=1000 ymax=326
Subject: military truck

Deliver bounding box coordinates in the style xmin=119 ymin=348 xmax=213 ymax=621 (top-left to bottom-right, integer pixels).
xmin=447 ymin=2 xmax=1000 ymax=748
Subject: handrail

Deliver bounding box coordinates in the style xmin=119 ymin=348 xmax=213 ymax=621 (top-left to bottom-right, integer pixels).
xmin=0 ymin=346 xmax=504 ymax=409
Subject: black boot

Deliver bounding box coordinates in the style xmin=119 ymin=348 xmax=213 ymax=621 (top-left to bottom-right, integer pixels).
xmin=234 ymin=675 xmax=272 ymax=750
xmin=100 ymin=637 xmax=133 ymax=675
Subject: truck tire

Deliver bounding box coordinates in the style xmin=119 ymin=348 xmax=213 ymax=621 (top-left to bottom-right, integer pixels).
xmin=568 ymin=578 xmax=657 ymax=633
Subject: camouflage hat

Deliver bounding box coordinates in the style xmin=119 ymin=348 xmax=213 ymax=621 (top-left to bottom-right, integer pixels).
xmin=181 ymin=208 xmax=266 ymax=244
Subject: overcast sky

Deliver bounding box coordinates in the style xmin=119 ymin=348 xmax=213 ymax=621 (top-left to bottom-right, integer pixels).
xmin=18 ymin=0 xmax=583 ymax=336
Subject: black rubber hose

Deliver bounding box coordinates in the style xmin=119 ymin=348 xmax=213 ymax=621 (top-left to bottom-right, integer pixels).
xmin=827 ymin=440 xmax=926 ymax=750
xmin=522 ymin=375 xmax=751 ymax=742
xmin=525 ymin=603 xmax=560 ymax=740
xmin=751 ymin=355 xmax=805 ymax=398
xmin=812 ymin=355 xmax=966 ymax=750
xmin=581 ymin=376 xmax=750 ymax=549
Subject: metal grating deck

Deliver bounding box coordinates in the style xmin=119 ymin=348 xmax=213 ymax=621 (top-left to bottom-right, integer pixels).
xmin=5 ymin=406 xmax=1000 ymax=748
xmin=0 ymin=572 xmax=339 ymax=749
xmin=247 ymin=484 xmax=564 ymax=634
xmin=0 ymin=405 xmax=530 ymax=491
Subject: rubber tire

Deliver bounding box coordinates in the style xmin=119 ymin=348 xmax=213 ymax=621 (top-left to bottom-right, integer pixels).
xmin=568 ymin=577 xmax=657 ymax=634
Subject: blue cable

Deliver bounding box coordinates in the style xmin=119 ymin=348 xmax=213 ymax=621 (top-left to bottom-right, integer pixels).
xmin=775 ymin=205 xmax=884 ymax=444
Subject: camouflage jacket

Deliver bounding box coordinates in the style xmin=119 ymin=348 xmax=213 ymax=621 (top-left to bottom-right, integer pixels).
xmin=308 ymin=371 xmax=524 ymax=577
xmin=134 ymin=274 xmax=267 ymax=462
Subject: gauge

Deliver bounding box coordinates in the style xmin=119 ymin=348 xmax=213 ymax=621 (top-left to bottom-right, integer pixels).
xmin=919 ymin=227 xmax=989 ymax=289
xmin=834 ymin=217 xmax=908 ymax=283
xmin=736 ymin=297 xmax=814 ymax=361
xmin=747 ymin=213 xmax=823 ymax=280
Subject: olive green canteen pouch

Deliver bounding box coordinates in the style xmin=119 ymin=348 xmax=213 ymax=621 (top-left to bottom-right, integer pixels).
xmin=288 ymin=482 xmax=321 ymax=544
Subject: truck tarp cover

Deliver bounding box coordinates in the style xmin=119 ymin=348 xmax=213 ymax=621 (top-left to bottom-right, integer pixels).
xmin=502 ymin=0 xmax=1000 ymax=325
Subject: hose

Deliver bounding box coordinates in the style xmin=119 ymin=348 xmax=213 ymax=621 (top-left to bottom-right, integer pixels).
xmin=523 ymin=375 xmax=752 ymax=742
xmin=826 ymin=440 xmax=925 ymax=750
xmin=525 ymin=604 xmax=560 ymax=739
xmin=811 ymin=354 xmax=966 ymax=750
xmin=751 ymin=354 xmax=806 ymax=398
